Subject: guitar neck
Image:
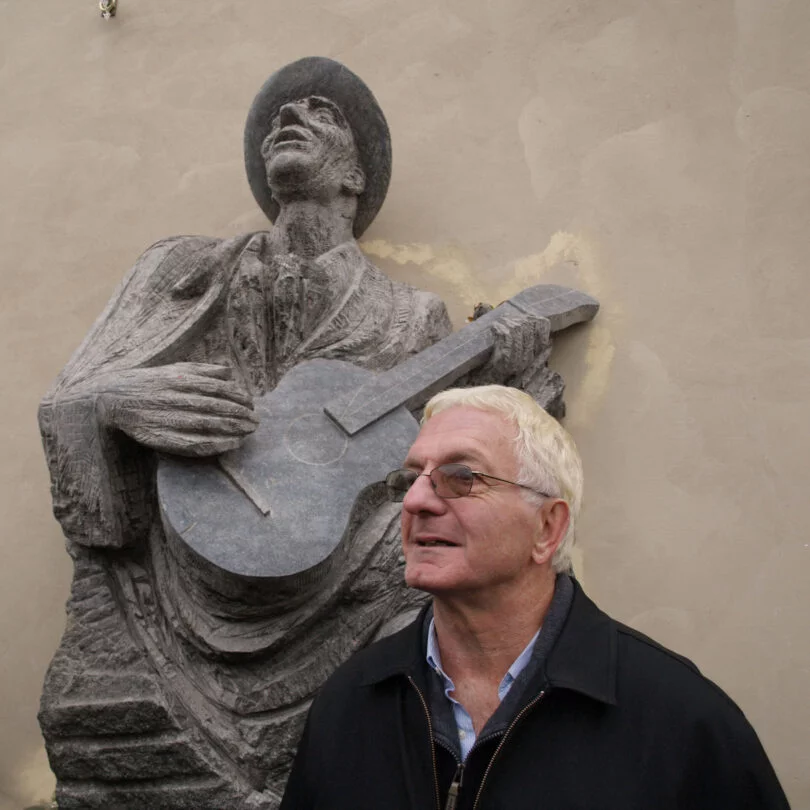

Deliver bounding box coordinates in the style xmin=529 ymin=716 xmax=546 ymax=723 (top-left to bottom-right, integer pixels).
xmin=324 ymin=284 xmax=598 ymax=436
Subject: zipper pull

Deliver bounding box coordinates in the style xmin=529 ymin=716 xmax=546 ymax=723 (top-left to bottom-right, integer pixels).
xmin=444 ymin=763 xmax=464 ymax=810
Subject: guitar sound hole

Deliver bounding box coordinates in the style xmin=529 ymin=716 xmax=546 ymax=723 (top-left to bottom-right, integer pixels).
xmin=284 ymin=412 xmax=350 ymax=465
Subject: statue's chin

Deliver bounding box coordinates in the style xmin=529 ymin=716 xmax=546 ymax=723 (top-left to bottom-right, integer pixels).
xmin=266 ymin=153 xmax=319 ymax=196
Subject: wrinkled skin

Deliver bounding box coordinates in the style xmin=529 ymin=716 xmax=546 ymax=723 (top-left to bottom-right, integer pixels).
xmin=400 ymin=407 xmax=551 ymax=600
xmin=261 ymin=96 xmax=365 ymax=204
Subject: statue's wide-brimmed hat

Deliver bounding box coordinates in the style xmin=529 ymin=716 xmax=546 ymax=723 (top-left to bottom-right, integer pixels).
xmin=244 ymin=56 xmax=392 ymax=238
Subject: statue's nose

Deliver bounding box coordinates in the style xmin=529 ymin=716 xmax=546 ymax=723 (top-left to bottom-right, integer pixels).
xmin=278 ymin=102 xmax=306 ymax=127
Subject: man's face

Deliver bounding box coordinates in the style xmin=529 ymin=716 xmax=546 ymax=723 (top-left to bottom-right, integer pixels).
xmin=400 ymin=407 xmax=544 ymax=601
xmin=260 ymin=96 xmax=360 ymax=200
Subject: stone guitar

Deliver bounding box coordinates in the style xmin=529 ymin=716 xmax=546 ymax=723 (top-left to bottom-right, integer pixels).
xmin=157 ymin=283 xmax=597 ymax=602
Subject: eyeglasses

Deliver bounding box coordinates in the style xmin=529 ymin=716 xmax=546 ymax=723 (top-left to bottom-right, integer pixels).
xmin=385 ymin=463 xmax=551 ymax=502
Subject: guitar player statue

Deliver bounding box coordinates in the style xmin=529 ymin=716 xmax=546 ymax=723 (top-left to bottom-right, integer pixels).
xmin=38 ymin=57 xmax=598 ymax=809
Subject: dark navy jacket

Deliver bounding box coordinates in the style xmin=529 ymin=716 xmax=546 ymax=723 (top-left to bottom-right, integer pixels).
xmin=280 ymin=582 xmax=790 ymax=810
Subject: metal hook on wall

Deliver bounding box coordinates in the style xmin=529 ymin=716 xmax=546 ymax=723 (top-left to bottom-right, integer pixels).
xmin=99 ymin=0 xmax=117 ymax=19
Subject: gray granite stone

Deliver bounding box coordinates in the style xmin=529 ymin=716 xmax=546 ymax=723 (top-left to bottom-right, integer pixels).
xmin=327 ymin=284 xmax=599 ymax=435
xmin=158 ymin=359 xmax=418 ymax=595
xmin=244 ymin=56 xmax=391 ymax=238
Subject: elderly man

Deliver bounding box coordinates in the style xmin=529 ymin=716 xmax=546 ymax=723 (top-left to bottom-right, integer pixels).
xmin=280 ymin=385 xmax=790 ymax=810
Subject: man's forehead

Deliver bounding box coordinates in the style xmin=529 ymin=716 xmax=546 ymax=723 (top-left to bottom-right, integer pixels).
xmin=406 ymin=407 xmax=517 ymax=466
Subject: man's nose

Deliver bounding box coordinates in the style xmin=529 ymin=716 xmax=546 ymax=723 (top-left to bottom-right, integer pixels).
xmin=402 ymin=473 xmax=447 ymax=516
xmin=278 ymin=101 xmax=306 ymax=127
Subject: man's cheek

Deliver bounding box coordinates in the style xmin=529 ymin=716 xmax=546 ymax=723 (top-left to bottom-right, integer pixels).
xmin=400 ymin=513 xmax=411 ymax=549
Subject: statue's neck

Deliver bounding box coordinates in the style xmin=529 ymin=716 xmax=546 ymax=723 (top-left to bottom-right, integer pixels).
xmin=271 ymin=199 xmax=356 ymax=259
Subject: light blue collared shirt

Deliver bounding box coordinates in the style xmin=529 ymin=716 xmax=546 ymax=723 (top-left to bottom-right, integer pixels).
xmin=425 ymin=618 xmax=541 ymax=761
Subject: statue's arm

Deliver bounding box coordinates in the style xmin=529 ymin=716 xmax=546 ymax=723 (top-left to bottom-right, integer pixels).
xmin=413 ymin=289 xmax=454 ymax=351
xmin=39 ymin=235 xmax=259 ymax=548
xmin=380 ymin=283 xmax=453 ymax=361
xmin=38 ymin=390 xmax=146 ymax=548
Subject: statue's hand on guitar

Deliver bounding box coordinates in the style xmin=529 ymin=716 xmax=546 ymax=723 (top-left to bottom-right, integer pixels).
xmin=92 ymin=363 xmax=258 ymax=457
xmin=463 ymin=312 xmax=552 ymax=388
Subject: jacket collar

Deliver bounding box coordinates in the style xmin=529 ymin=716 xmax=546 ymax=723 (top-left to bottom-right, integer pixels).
xmin=359 ymin=580 xmax=618 ymax=707
xmin=544 ymin=580 xmax=618 ymax=705
xmin=357 ymin=603 xmax=431 ymax=687
xmin=361 ymin=580 xmax=617 ymax=705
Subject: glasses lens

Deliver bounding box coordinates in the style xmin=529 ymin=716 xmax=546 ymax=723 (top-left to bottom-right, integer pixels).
xmin=433 ymin=464 xmax=474 ymax=498
xmin=385 ymin=469 xmax=417 ymax=502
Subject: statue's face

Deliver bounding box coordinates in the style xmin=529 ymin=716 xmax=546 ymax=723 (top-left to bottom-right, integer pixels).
xmin=260 ymin=96 xmax=362 ymax=202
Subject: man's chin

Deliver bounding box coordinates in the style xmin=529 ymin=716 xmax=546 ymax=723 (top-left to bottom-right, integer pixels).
xmin=404 ymin=564 xmax=457 ymax=595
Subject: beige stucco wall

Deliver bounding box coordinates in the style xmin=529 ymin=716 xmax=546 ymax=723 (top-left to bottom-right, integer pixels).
xmin=2 ymin=0 xmax=808 ymax=807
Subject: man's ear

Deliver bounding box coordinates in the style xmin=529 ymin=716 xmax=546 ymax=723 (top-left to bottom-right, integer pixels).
xmin=342 ymin=164 xmax=366 ymax=196
xmin=531 ymin=499 xmax=570 ymax=566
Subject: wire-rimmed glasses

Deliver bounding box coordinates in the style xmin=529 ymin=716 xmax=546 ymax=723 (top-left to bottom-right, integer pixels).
xmin=385 ymin=463 xmax=551 ymax=502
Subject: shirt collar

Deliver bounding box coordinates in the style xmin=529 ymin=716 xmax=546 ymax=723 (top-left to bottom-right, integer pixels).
xmin=359 ymin=578 xmax=618 ymax=707
xmin=425 ymin=616 xmax=541 ymax=695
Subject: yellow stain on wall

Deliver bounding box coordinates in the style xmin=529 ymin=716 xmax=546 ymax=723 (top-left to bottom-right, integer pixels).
xmin=362 ymin=239 xmax=490 ymax=309
xmin=362 ymin=232 xmax=615 ymax=428
xmin=504 ymin=231 xmax=615 ymax=430
xmin=505 ymin=230 xmax=605 ymax=300
xmin=565 ymin=323 xmax=616 ymax=431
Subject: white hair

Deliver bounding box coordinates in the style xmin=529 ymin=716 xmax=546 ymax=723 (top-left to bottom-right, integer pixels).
xmin=422 ymin=385 xmax=583 ymax=574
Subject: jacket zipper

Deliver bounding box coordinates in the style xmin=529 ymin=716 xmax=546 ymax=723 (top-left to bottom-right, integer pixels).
xmin=407 ymin=675 xmax=442 ymax=810
xmin=444 ymin=762 xmax=464 ymax=810
xmin=471 ymin=690 xmax=547 ymax=810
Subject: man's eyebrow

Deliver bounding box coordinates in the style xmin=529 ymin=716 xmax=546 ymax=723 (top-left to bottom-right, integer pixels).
xmin=403 ymin=448 xmax=486 ymax=469
xmin=446 ymin=450 xmax=489 ymax=467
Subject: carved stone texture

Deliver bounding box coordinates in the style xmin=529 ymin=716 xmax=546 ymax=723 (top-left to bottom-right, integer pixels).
xmin=245 ymin=56 xmax=392 ymax=239
xmin=38 ymin=56 xmax=599 ymax=809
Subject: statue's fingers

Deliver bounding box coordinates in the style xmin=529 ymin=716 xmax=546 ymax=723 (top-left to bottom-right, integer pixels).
xmin=173 ymin=413 xmax=257 ymax=435
xmin=512 ymin=315 xmax=548 ymax=366
xmin=166 ymin=377 xmax=254 ymax=408
xmin=519 ymin=314 xmax=541 ymax=347
xmin=169 ymin=363 xmax=234 ymax=381
xmin=130 ymin=428 xmax=245 ymax=458
xmin=126 ymin=411 xmax=258 ymax=436
xmin=530 ymin=315 xmax=551 ymax=352
xmin=489 ymin=321 xmax=512 ymax=357
xmin=134 ymin=394 xmax=258 ymax=421
xmin=504 ymin=318 xmax=531 ymax=369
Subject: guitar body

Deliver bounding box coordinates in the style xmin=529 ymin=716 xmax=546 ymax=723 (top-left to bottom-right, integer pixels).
xmin=157 ymin=359 xmax=419 ymax=595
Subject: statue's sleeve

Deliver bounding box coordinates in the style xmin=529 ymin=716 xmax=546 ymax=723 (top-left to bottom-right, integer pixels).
xmin=399 ymin=286 xmax=454 ymax=354
xmin=285 ymin=244 xmax=453 ymax=372
xmin=368 ymin=280 xmax=452 ymax=369
xmin=38 ymin=235 xmax=240 ymax=548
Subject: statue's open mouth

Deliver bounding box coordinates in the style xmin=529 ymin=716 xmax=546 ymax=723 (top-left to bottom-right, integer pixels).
xmin=273 ymin=127 xmax=310 ymax=147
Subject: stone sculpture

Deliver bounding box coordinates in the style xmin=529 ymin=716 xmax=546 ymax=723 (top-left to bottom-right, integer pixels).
xmin=38 ymin=57 xmax=598 ymax=809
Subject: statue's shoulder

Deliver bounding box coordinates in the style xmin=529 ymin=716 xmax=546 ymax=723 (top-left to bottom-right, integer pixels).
xmin=344 ymin=243 xmax=450 ymax=314
xmin=49 ymin=233 xmax=266 ymax=393
xmin=132 ymin=234 xmax=227 ymax=283
xmin=125 ymin=231 xmax=268 ymax=297
xmin=347 ymin=242 xmax=454 ymax=348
